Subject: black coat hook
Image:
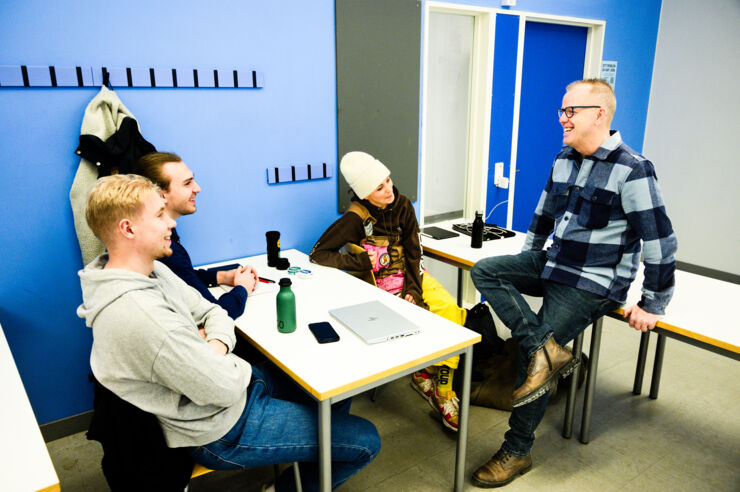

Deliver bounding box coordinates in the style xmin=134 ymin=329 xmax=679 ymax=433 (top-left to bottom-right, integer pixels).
xmin=102 ymin=67 xmax=112 ymax=89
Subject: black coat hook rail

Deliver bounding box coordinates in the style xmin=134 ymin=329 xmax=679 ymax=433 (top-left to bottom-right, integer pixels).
xmin=0 ymin=65 xmax=264 ymax=88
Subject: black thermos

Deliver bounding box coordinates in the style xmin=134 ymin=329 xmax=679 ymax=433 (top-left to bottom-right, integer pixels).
xmin=266 ymin=231 xmax=281 ymax=266
xmin=471 ymin=211 xmax=484 ymax=248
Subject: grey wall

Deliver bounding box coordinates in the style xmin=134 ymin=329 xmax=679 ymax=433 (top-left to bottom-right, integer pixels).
xmin=643 ymin=0 xmax=740 ymax=275
xmin=335 ymin=0 xmax=421 ymax=210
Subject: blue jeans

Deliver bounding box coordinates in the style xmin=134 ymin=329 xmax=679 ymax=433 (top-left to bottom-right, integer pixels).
xmin=471 ymin=251 xmax=619 ymax=456
xmin=189 ymin=363 xmax=380 ymax=491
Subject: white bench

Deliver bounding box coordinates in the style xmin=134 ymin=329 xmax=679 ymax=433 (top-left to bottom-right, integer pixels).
xmin=562 ymin=268 xmax=740 ymax=443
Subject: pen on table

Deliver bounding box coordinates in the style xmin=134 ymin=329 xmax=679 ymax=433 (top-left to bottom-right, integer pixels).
xmin=258 ymin=277 xmax=276 ymax=283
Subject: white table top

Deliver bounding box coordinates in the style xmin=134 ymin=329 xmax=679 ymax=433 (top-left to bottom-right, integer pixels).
xmin=421 ymin=221 xmax=740 ymax=355
xmin=206 ymin=249 xmax=480 ymax=400
xmin=0 ymin=325 xmax=60 ymax=492
xmin=421 ymin=219 xmax=527 ymax=268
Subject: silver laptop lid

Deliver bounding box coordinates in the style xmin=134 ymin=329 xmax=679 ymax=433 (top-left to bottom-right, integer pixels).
xmin=329 ymin=300 xmax=420 ymax=344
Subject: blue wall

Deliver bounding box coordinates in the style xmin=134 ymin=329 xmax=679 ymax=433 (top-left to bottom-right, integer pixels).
xmin=0 ymin=0 xmax=339 ymax=425
xmin=0 ymin=0 xmax=661 ymax=426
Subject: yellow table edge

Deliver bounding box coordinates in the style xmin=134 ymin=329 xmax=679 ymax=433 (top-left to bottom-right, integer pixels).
xmin=245 ymin=334 xmax=481 ymax=401
xmin=423 ymin=247 xmax=475 ymax=269
xmin=36 ymin=484 xmax=60 ymax=492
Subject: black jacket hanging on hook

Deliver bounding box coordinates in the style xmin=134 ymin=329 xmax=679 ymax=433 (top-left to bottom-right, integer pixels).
xmin=75 ymin=117 xmax=156 ymax=176
xmin=69 ymin=86 xmax=157 ymax=264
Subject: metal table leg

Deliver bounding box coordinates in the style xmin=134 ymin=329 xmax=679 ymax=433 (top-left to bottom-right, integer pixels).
xmin=456 ymin=268 xmax=463 ymax=306
xmin=318 ymin=399 xmax=331 ymax=492
xmin=562 ymin=331 xmax=585 ymax=439
xmin=579 ymin=317 xmax=603 ymax=444
xmin=294 ymin=462 xmax=303 ymax=492
xmin=633 ymin=331 xmax=651 ymax=395
xmin=649 ymin=333 xmax=667 ymax=399
xmin=454 ymin=346 xmax=473 ymax=491
xmin=370 ymin=387 xmax=379 ymax=401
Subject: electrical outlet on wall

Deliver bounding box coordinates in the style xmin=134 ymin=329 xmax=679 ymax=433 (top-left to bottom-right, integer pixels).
xmin=494 ymin=162 xmax=509 ymax=189
xmin=501 ymin=0 xmax=516 ymax=7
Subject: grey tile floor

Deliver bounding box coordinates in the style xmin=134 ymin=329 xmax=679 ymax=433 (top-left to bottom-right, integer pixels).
xmin=47 ymin=317 xmax=740 ymax=491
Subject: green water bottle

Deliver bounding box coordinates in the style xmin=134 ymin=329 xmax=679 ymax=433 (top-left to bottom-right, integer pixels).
xmin=276 ymin=277 xmax=296 ymax=333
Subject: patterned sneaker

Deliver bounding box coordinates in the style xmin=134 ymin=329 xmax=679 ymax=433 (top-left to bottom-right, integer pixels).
xmin=411 ymin=370 xmax=435 ymax=401
xmin=429 ymin=389 xmax=459 ymax=432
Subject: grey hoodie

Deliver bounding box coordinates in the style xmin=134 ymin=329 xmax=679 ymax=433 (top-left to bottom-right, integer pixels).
xmin=78 ymin=254 xmax=251 ymax=447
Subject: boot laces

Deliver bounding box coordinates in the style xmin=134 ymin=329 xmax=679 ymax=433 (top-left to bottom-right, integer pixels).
xmin=493 ymin=449 xmax=512 ymax=464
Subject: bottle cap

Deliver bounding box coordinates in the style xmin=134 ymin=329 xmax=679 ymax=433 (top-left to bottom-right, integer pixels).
xmin=279 ymin=277 xmax=292 ymax=287
xmin=287 ymin=266 xmax=301 ymax=275
xmin=297 ymin=269 xmax=313 ymax=279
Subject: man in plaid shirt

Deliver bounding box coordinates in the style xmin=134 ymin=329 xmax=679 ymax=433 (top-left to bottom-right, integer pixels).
xmin=470 ymin=79 xmax=677 ymax=487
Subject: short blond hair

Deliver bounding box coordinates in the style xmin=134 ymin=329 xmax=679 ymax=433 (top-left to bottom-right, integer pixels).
xmin=86 ymin=174 xmax=161 ymax=243
xmin=567 ymin=78 xmax=616 ymax=124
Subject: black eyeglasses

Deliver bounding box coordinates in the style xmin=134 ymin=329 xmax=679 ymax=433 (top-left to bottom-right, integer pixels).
xmin=557 ymin=106 xmax=601 ymax=119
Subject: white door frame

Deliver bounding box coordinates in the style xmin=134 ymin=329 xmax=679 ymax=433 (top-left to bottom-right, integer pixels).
xmin=420 ymin=1 xmax=605 ymax=229
xmin=420 ymin=2 xmax=494 ymax=226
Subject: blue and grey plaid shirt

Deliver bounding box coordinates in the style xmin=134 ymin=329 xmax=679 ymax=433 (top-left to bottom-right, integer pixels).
xmin=523 ymin=131 xmax=677 ymax=314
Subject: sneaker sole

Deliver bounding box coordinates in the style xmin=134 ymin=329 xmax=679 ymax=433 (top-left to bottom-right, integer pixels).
xmin=424 ymin=394 xmax=459 ymax=432
xmin=440 ymin=416 xmax=458 ymax=432
xmin=512 ymin=357 xmax=580 ymax=408
xmin=471 ymin=463 xmax=532 ymax=488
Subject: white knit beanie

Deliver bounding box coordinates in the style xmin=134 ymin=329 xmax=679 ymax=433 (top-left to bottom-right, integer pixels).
xmin=340 ymin=151 xmax=391 ymax=199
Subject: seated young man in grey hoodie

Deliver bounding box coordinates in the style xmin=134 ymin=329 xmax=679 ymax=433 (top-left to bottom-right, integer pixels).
xmin=77 ymin=174 xmax=380 ymax=492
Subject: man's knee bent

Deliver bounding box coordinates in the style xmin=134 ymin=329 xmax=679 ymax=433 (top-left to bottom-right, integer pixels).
xmin=471 ymin=257 xmax=504 ymax=286
xmin=343 ymin=416 xmax=381 ymax=462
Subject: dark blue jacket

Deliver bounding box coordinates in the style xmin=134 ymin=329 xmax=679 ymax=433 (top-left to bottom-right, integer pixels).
xmin=157 ymin=228 xmax=247 ymax=319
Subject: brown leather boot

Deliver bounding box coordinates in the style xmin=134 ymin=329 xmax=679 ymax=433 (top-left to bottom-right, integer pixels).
xmin=511 ymin=337 xmax=577 ymax=407
xmin=472 ymin=449 xmax=532 ymax=488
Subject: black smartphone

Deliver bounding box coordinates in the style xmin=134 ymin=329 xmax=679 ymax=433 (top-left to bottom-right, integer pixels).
xmin=308 ymin=322 xmax=340 ymax=344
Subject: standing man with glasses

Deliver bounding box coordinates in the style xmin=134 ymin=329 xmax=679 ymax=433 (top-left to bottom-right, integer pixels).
xmin=469 ymin=79 xmax=677 ymax=487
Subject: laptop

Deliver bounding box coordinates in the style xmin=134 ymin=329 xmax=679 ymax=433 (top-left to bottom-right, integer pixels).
xmin=329 ymin=300 xmax=420 ymax=344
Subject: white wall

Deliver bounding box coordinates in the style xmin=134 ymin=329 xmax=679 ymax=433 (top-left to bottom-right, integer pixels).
xmin=643 ymin=0 xmax=740 ymax=275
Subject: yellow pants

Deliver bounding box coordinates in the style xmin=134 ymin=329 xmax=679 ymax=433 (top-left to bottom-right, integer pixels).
xmin=421 ymin=272 xmax=467 ymax=369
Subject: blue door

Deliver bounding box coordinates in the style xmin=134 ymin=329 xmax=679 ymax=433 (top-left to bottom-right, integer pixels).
xmin=512 ymin=21 xmax=587 ymax=232
xmin=486 ymin=19 xmax=587 ymax=232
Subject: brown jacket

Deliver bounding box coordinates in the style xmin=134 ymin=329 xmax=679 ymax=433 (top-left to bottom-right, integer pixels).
xmin=309 ymin=188 xmax=426 ymax=307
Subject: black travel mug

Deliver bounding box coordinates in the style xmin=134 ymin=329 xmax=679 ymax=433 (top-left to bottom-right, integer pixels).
xmin=266 ymin=231 xmax=281 ymax=267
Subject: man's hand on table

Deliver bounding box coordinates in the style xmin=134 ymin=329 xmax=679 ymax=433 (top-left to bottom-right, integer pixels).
xmin=217 ymin=265 xmax=259 ymax=292
xmin=623 ymin=305 xmax=660 ymax=332
xmin=216 ymin=268 xmax=236 ymax=285
xmin=233 ymin=265 xmax=258 ymax=292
